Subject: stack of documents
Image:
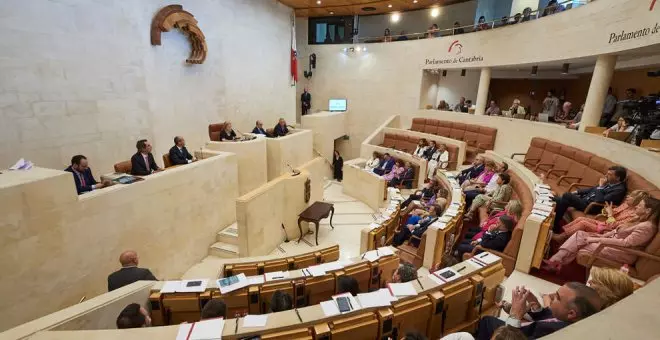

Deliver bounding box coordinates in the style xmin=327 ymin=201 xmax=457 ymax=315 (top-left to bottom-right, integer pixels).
xmin=242 ymin=315 xmax=268 ymax=328
xmin=302 ymin=265 xmax=327 ymax=277
xmin=469 ymin=252 xmax=501 ymax=267
xmin=387 ymin=282 xmax=418 ymax=297
xmin=357 ymin=289 xmax=397 ymax=308
xmin=160 ymin=279 xmax=209 ymax=293
xmin=362 ymin=247 xmax=395 ymax=262
xmin=217 ymin=274 xmax=249 ymax=294
xmin=176 ymin=318 xmax=225 ymax=340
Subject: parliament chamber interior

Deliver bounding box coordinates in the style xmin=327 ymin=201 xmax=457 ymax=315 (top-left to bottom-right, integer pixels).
xmin=2 ymin=0 xmax=660 ymax=339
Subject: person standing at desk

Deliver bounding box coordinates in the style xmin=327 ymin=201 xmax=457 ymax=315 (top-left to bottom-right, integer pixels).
xmin=65 ymin=155 xmax=112 ymax=194
xmin=273 ymin=118 xmax=290 ymax=137
xmin=301 ymin=87 xmax=311 ymax=116
xmin=169 ymin=136 xmax=194 ymax=165
xmin=131 ymin=139 xmax=161 ymax=176
xmin=252 ymin=120 xmax=267 ymax=135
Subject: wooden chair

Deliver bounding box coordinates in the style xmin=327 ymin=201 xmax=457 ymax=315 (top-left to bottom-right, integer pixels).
xmin=606 ymin=131 xmax=631 ymax=142
xmin=162 ymin=153 xmax=173 ymax=168
xmin=584 ymin=126 xmax=607 ymax=135
xmin=640 ymin=139 xmax=660 ymax=151
xmin=113 ymin=160 xmax=132 ymax=174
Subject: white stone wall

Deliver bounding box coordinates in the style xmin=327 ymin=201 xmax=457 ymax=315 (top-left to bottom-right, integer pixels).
xmin=0 ymin=0 xmax=295 ymax=173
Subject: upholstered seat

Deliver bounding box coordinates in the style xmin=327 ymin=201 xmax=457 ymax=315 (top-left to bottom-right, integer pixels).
xmin=208 ymin=122 xmax=228 ymax=141
xmin=379 ymin=132 xmax=460 ymax=170
xmin=408 ymin=119 xmax=497 ymax=164
xmin=113 ymin=160 xmax=132 ymax=174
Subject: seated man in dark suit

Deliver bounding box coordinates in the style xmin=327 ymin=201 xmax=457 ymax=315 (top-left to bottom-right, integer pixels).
xmin=64 ymin=155 xmax=112 ymax=194
xmin=476 ymin=282 xmax=601 ymax=340
xmin=552 ymin=165 xmax=627 ymax=232
xmin=373 ymin=153 xmax=395 ymax=176
xmin=458 ymin=155 xmax=485 ymax=184
xmin=456 ymin=215 xmax=514 ymax=259
xmin=168 ymin=136 xmax=194 ymax=165
xmin=131 ymin=139 xmax=161 ymax=176
xmin=252 ymin=120 xmax=267 ymax=135
xmin=392 ymin=205 xmax=441 ymax=247
xmin=273 ymin=118 xmax=290 ymax=137
xmin=108 ymin=250 xmax=157 ymax=291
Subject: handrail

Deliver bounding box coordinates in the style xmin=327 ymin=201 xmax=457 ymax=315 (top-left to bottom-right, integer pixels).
xmin=354 ymin=0 xmax=589 ymax=43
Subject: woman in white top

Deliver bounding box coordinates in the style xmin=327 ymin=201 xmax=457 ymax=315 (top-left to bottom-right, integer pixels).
xmin=413 ymin=139 xmax=429 ymax=158
xmin=364 ymin=152 xmax=381 ymax=171
xmin=603 ymin=117 xmax=634 ymax=137
xmin=427 ymin=143 xmax=450 ymax=179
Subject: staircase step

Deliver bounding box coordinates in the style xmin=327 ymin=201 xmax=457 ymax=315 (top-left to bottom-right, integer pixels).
xmin=216 ymin=223 xmax=239 ymax=245
xmin=209 ymin=242 xmax=239 ymax=258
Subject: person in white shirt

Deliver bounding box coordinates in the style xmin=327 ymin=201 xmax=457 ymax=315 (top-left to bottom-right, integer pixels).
xmin=599 ymin=87 xmax=618 ymax=126
xmin=364 ymin=152 xmax=381 ymax=171
xmin=603 ymin=117 xmax=634 ymax=137
xmin=413 ymin=138 xmax=429 ymax=158
xmin=427 ymin=143 xmax=450 ymax=179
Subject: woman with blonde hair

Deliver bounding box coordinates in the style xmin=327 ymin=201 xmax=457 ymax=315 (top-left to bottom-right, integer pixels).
xmin=588 ymin=267 xmax=634 ymax=308
xmin=437 ymin=100 xmax=450 ymax=111
xmin=552 ymin=190 xmax=648 ymax=243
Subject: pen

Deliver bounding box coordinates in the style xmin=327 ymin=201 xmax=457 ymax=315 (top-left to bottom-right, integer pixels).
xmin=416 ymin=278 xmax=424 ymax=290
xmin=347 ymin=298 xmax=354 ymax=311
xmin=479 ymin=253 xmax=489 ymax=259
xmin=295 ymin=309 xmax=302 ymax=322
xmin=456 ymin=266 xmax=466 ymax=273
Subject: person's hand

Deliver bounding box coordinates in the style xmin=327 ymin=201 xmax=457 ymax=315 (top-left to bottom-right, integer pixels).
xmin=605 ymin=202 xmax=614 ymax=217
xmin=598 ymin=177 xmax=607 ymax=187
xmin=407 ymin=225 xmax=415 ymax=232
xmin=102 ymin=179 xmax=114 ymax=187
xmin=470 ymin=240 xmax=478 ymax=246
xmin=509 ymin=286 xmax=531 ymax=320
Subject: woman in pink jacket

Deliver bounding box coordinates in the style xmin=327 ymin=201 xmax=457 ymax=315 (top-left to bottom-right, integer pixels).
xmin=471 ymin=200 xmax=523 ymax=241
xmin=543 ymin=196 xmax=660 ymax=273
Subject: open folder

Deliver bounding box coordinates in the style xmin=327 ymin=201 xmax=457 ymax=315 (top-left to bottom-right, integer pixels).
xmin=176 ymin=317 xmax=225 ymax=340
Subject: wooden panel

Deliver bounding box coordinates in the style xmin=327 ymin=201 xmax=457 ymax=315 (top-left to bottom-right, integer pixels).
xmin=328 ymin=312 xmax=380 ymax=340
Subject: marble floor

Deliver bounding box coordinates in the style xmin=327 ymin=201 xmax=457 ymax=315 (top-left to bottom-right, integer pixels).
xmin=182 ymin=180 xmax=559 ymax=301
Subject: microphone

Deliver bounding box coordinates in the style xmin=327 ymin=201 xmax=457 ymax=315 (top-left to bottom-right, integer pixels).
xmin=287 ymin=125 xmax=296 ymax=129
xmin=286 ymin=162 xmax=301 ymax=176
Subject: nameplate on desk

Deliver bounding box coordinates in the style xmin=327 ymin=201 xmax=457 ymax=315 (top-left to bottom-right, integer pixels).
xmin=264 ymin=271 xmax=290 ymax=282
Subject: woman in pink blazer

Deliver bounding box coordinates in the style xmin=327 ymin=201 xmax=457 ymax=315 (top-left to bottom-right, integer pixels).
xmin=543 ymin=196 xmax=659 ymax=272
xmin=552 ymin=190 xmax=649 ymax=243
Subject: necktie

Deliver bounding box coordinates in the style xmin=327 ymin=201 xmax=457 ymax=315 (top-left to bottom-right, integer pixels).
xmin=79 ymin=172 xmax=86 ymax=187
xmin=144 ymin=155 xmax=149 ymax=171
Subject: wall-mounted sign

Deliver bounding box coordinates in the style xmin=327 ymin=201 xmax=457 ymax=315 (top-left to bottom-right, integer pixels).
xmin=608 ymin=22 xmax=660 ymax=44
xmin=424 ymin=39 xmax=484 ymax=66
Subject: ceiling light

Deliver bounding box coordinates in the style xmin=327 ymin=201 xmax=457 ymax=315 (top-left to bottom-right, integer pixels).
xmin=430 ymin=7 xmax=440 ymax=17
xmin=362 ymin=47 xmax=367 ymax=52
xmin=329 ymin=11 xmax=334 ymax=14
xmin=388 ymin=4 xmax=393 ymax=8
xmin=413 ymin=0 xmax=418 ymax=3
xmin=355 ymin=46 xmax=361 ymax=52
xmin=317 ymin=0 xmax=321 ymax=4
xmin=390 ymin=12 xmax=400 ymax=22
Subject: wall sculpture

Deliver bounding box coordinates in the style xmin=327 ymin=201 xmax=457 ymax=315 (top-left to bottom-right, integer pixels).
xmin=150 ymin=4 xmax=207 ymax=64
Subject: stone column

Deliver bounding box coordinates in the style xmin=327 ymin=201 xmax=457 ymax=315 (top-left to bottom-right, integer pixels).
xmin=475 ymin=67 xmax=492 ymax=115
xmin=579 ymin=54 xmax=617 ymax=131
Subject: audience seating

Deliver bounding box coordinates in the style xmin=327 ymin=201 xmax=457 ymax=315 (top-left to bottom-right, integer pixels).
xmin=364 ymin=208 xmax=401 ymax=252
xmin=162 ymin=153 xmax=173 ymax=168
xmin=261 ymin=327 xmax=313 ymax=340
xmin=410 ymin=118 xmax=497 ymax=164
xmin=208 ymin=122 xmax=228 ymax=141
xmin=467 ymin=157 xmax=534 ymax=275
xmin=113 ymin=160 xmax=132 ymax=174
xmin=222 ymin=245 xmax=340 ymax=277
xmin=578 ymin=234 xmax=660 ymax=281
xmin=584 ymin=126 xmax=607 ymax=135
xmin=380 ymin=132 xmax=460 ymax=170
xmin=326 ymin=312 xmax=381 ymax=340
xmin=512 ymin=137 xmax=660 ymax=220
xmin=640 ymin=139 xmax=660 ymax=150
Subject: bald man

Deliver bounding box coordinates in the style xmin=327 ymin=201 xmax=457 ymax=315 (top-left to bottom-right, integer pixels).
xmin=168 ymin=136 xmax=194 ymax=166
xmin=107 ymin=251 xmax=157 ymax=292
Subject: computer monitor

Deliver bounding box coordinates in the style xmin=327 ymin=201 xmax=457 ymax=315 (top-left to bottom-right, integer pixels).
xmin=329 ymin=99 xmax=347 ymax=112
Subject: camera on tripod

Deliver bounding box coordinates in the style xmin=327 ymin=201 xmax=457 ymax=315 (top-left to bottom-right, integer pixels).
xmin=620 ymin=93 xmax=660 ymax=144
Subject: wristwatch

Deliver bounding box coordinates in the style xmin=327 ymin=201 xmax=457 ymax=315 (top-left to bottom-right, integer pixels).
xmin=505 ymin=316 xmax=522 ymax=328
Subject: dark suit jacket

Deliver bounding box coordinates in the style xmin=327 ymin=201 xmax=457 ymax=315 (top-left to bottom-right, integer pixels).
xmin=64 ymin=166 xmax=98 ymax=194
xmin=379 ymin=159 xmax=395 ymax=172
xmin=131 ymin=152 xmax=160 ymax=176
xmin=301 ymin=92 xmax=311 ymax=104
xmin=252 ymin=127 xmax=267 ymax=135
xmin=520 ymin=308 xmax=569 ymax=339
xmin=480 ymin=230 xmax=511 ymax=253
xmin=577 ymin=181 xmax=627 ymax=206
xmin=459 ymin=163 xmax=485 ymax=183
xmin=168 ymin=146 xmax=193 ymax=166
xmin=107 ymin=266 xmax=157 ymax=291
xmin=273 ymin=124 xmax=289 ymax=137
xmin=423 ymin=147 xmax=437 ymax=161
xmin=410 ymin=216 xmax=438 ymax=246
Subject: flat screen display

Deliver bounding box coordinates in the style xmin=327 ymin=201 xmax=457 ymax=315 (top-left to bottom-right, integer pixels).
xmin=329 ymin=99 xmax=347 ymax=112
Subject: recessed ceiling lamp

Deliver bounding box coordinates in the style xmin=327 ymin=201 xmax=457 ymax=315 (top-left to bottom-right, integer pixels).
xmin=391 ymin=12 xmax=401 ymax=22
xmin=413 ymin=0 xmax=418 ymax=3
xmin=461 ymin=69 xmax=466 ymax=77
xmin=442 ymin=70 xmax=447 ymax=77
xmin=562 ymin=63 xmax=570 ymax=74
xmin=316 ymin=0 xmax=321 ymax=4
xmin=330 ymin=11 xmax=334 ymax=14
xmin=531 ymin=66 xmax=538 ymax=76
xmin=388 ymin=4 xmax=393 ymax=8
xmin=430 ymin=7 xmax=440 ymax=17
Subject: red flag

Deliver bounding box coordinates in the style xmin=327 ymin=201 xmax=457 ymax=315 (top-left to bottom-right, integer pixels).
xmin=291 ymin=17 xmax=298 ymax=85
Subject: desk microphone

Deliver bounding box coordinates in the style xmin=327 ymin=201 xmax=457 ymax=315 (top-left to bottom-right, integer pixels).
xmin=287 ymin=125 xmax=296 ymax=129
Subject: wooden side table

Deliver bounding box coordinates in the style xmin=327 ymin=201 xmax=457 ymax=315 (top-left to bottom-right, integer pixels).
xmin=297 ymin=201 xmax=335 ymax=245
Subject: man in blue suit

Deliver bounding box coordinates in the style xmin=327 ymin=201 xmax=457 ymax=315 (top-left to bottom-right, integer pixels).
xmin=373 ymin=153 xmax=395 ymax=176
xmin=65 ymin=155 xmax=112 ymax=194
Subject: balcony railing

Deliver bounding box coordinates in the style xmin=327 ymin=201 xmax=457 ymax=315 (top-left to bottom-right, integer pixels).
xmin=354 ymin=0 xmax=590 ymax=44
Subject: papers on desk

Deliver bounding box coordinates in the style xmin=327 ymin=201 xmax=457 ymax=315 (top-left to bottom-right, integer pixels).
xmin=176 ymin=318 xmax=225 ymax=340
xmin=536 ymin=183 xmax=551 ymax=190
xmin=377 ymin=247 xmax=395 ymax=257
xmin=362 ymin=248 xmax=394 ymax=262
xmin=160 ymin=279 xmax=209 ymax=293
xmin=357 ymin=289 xmax=396 ymax=308
xmin=469 ymin=252 xmax=501 ymax=267
xmin=217 ymin=274 xmax=248 ymax=294
xmin=445 ymin=207 xmax=459 ymax=217
xmin=303 ymin=265 xmax=327 ymax=277
xmin=320 ymin=300 xmax=340 ymax=317
xmin=533 ymin=202 xmax=554 ymax=212
xmin=9 ymin=158 xmax=34 ymax=171
xmin=531 ymin=209 xmax=551 ymax=217
xmin=429 ymin=267 xmax=462 ymax=285
xmin=387 ymin=282 xmax=417 ymax=297
xmin=431 ymin=221 xmax=448 ymax=230
xmin=247 ymin=275 xmax=265 ymax=285
xmin=453 ymin=189 xmax=463 ymax=198
xmin=264 ymin=271 xmax=290 ymax=282
xmin=331 ymin=293 xmax=362 ymax=314
xmin=439 ymin=215 xmax=453 ymax=223
xmin=320 ymin=259 xmax=353 ymax=272
xmin=368 ymin=222 xmax=381 ymax=230
xmin=242 ymin=314 xmax=268 ymax=328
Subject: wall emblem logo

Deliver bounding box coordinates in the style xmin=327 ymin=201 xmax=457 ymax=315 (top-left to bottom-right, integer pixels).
xmin=448 ymin=40 xmax=463 ymax=55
